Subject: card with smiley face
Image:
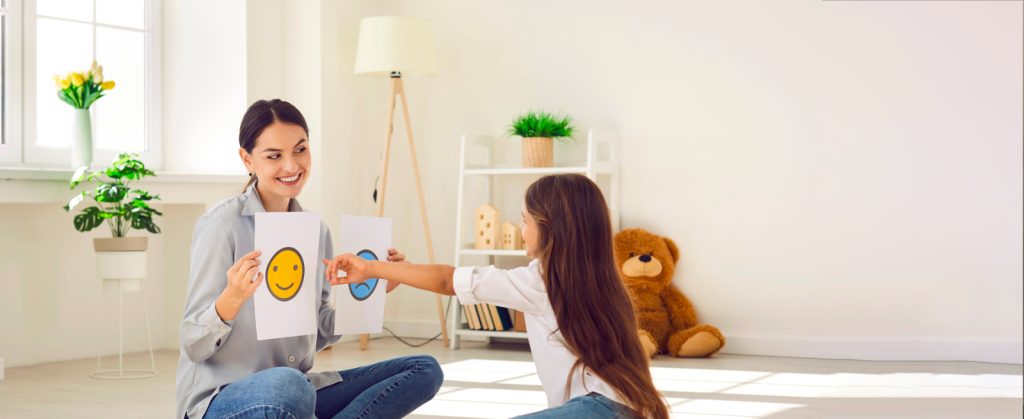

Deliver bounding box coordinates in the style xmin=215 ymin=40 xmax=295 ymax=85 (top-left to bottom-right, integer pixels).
xmin=254 ymin=212 xmax=320 ymax=340
xmin=334 ymin=215 xmax=391 ymax=335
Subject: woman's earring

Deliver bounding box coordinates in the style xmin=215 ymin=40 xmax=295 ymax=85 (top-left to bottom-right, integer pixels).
xmin=249 ymin=172 xmax=253 ymax=177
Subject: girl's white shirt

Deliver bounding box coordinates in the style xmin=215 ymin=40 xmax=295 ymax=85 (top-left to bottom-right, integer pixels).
xmin=453 ymin=259 xmax=623 ymax=408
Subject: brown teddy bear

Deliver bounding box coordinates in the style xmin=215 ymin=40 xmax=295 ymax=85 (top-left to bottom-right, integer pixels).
xmin=613 ymin=228 xmax=724 ymax=358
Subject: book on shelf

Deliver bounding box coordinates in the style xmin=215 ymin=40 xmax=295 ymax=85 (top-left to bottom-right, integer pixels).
xmin=472 ymin=304 xmax=487 ymax=330
xmin=513 ymin=309 xmax=526 ymax=332
xmin=488 ymin=304 xmax=514 ymax=331
xmin=464 ymin=304 xmax=479 ymax=330
xmin=478 ymin=304 xmax=494 ymax=330
xmin=461 ymin=303 xmax=523 ymax=332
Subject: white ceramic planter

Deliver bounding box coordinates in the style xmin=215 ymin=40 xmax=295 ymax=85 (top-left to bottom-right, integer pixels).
xmin=94 ymin=237 xmax=147 ymax=292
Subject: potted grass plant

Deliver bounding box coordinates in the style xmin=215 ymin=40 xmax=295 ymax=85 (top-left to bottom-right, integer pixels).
xmin=64 ymin=153 xmax=162 ymax=282
xmin=508 ymin=111 xmax=575 ymax=167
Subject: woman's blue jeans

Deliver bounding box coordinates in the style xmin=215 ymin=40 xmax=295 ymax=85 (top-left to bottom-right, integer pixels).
xmin=513 ymin=392 xmax=637 ymax=418
xmin=202 ymin=355 xmax=443 ymax=419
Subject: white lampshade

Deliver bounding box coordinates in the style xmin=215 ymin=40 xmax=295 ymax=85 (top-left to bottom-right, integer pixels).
xmin=354 ymin=16 xmax=437 ymax=78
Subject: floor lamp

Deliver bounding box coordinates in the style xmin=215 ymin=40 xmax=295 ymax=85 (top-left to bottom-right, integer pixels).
xmin=354 ymin=16 xmax=449 ymax=349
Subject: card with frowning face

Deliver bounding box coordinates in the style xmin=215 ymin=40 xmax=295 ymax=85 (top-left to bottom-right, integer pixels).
xmin=334 ymin=215 xmax=391 ymax=335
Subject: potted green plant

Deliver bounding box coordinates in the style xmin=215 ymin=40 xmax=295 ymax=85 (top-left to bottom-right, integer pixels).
xmin=508 ymin=111 xmax=575 ymax=167
xmin=64 ymin=153 xmax=162 ymax=257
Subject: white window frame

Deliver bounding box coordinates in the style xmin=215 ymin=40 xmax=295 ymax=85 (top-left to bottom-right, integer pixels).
xmin=20 ymin=0 xmax=161 ymax=169
xmin=0 ymin=0 xmax=24 ymax=164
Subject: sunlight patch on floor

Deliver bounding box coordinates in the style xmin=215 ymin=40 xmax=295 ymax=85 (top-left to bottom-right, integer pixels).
xmin=416 ymin=359 xmax=1022 ymax=418
xmin=411 ymin=387 xmax=548 ymax=418
xmin=440 ymin=359 xmax=538 ymax=384
xmin=499 ymin=374 xmax=543 ymax=386
xmin=670 ymin=398 xmax=803 ymax=418
xmin=723 ymin=372 xmax=1024 ymax=398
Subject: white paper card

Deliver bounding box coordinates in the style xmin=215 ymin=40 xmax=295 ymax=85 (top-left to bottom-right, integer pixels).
xmin=334 ymin=215 xmax=391 ymax=335
xmin=254 ymin=212 xmax=320 ymax=340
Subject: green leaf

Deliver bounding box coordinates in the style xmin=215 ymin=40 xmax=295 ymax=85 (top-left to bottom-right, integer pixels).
xmin=57 ymin=90 xmax=78 ymax=107
xmin=95 ymin=183 xmax=128 ymax=202
xmin=72 ymin=207 xmax=105 ymax=232
xmin=64 ymin=192 xmax=87 ymax=212
xmin=83 ymin=91 xmax=104 ymax=109
xmin=69 ymin=166 xmax=89 ymax=188
xmin=508 ymin=110 xmax=575 ymax=140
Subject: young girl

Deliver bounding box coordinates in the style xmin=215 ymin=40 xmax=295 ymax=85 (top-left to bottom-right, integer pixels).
xmin=325 ymin=174 xmax=669 ymax=418
xmin=176 ymin=99 xmax=443 ymax=419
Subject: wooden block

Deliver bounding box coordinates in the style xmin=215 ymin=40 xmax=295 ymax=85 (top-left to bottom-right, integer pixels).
xmin=501 ymin=222 xmax=522 ymax=250
xmin=474 ymin=204 xmax=500 ymax=249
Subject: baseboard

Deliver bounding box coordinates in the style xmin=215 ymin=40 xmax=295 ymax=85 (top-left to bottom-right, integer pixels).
xmin=339 ymin=321 xmax=1023 ymax=364
xmin=722 ymin=335 xmax=1023 ymax=364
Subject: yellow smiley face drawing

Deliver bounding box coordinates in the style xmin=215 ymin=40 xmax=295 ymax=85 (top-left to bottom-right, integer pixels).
xmin=266 ymin=247 xmax=304 ymax=301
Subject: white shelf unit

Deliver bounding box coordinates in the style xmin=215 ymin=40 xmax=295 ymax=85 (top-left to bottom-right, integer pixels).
xmin=448 ymin=130 xmax=619 ymax=348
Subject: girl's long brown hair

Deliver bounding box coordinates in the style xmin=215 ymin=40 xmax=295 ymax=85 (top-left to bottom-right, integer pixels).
xmin=525 ymin=174 xmax=668 ymax=419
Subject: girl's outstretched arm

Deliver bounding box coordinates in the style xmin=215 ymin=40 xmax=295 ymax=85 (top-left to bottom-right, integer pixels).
xmin=323 ymin=254 xmax=455 ymax=296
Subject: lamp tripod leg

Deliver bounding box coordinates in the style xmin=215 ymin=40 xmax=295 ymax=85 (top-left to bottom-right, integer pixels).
xmin=398 ymin=82 xmax=450 ymax=347
xmin=360 ymin=77 xmax=400 ymax=351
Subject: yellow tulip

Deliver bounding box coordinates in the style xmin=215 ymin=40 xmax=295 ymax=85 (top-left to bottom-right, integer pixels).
xmin=53 ymin=75 xmax=62 ymax=89
xmin=70 ymin=72 xmax=84 ymax=87
xmin=100 ymin=81 xmax=115 ymax=91
xmin=60 ymin=78 xmax=71 ymax=89
xmin=95 ymin=66 xmax=104 ymax=83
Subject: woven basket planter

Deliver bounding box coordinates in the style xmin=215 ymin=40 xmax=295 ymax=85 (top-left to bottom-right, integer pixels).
xmin=522 ymin=137 xmax=554 ymax=167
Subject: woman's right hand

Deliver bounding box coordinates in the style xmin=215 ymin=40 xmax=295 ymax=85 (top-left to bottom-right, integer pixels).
xmin=216 ymin=250 xmax=262 ymax=321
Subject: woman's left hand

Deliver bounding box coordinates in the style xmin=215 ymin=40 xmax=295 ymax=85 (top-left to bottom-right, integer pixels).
xmin=385 ymin=248 xmax=405 ymax=293
xmin=386 ymin=248 xmax=406 ymax=263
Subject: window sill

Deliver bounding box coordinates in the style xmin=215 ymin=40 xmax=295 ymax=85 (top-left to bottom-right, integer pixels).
xmin=0 ymin=167 xmax=246 ymax=205
xmin=0 ymin=166 xmax=245 ymax=184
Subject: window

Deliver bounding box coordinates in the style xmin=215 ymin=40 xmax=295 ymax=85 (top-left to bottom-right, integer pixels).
xmin=0 ymin=0 xmax=23 ymax=164
xmin=3 ymin=0 xmax=160 ymax=168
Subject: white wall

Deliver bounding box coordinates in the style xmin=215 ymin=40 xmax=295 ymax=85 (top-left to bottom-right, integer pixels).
xmin=0 ymin=203 xmax=201 ymax=367
xmin=321 ymin=0 xmax=1023 ymax=363
xmin=3 ymin=0 xmax=1019 ymax=367
xmin=162 ymin=0 xmax=248 ymax=175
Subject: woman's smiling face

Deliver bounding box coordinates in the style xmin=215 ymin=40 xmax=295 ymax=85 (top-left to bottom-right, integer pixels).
xmin=240 ymin=121 xmax=311 ymax=201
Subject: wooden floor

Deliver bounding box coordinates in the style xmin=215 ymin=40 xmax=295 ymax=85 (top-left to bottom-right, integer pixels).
xmin=0 ymin=338 xmax=1020 ymax=418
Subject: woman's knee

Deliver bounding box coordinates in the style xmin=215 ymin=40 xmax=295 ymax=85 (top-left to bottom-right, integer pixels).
xmin=255 ymin=367 xmax=315 ymax=415
xmin=408 ymin=355 xmax=444 ymax=392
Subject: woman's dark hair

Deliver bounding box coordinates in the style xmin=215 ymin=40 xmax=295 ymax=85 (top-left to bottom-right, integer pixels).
xmin=525 ymin=174 xmax=669 ymax=419
xmin=239 ymin=99 xmax=309 ymax=192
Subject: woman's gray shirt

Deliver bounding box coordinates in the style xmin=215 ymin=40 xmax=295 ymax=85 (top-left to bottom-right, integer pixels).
xmin=176 ymin=184 xmax=342 ymax=418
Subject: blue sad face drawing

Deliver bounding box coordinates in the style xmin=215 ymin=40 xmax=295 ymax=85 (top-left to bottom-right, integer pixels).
xmin=348 ymin=249 xmax=380 ymax=301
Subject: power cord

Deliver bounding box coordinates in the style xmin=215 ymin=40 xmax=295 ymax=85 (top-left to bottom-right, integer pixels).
xmin=373 ymin=296 xmax=452 ymax=348
xmin=369 ymin=173 xmax=454 ymax=348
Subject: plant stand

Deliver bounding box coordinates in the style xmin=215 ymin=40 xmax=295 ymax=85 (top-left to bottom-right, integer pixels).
xmin=91 ymin=241 xmax=157 ymax=379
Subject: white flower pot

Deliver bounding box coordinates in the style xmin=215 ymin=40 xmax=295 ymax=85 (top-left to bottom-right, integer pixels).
xmin=94 ymin=237 xmax=148 ymax=291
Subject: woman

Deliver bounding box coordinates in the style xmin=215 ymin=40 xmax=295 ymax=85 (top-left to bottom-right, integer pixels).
xmin=176 ymin=99 xmax=443 ymax=419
